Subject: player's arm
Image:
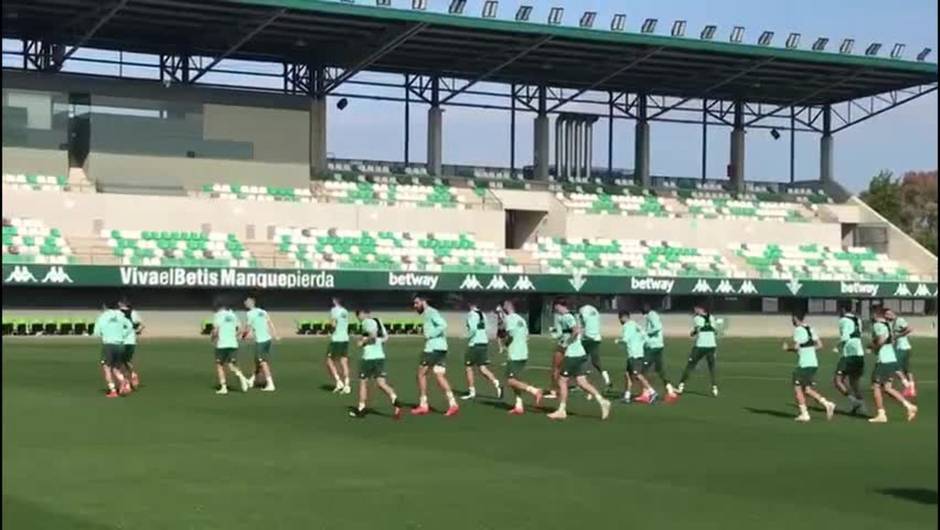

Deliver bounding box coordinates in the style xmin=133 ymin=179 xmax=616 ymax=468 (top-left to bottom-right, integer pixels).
xmin=431 ymin=314 xmax=447 ymax=338
xmin=896 ymin=323 xmax=913 ymax=337
xmin=690 ymin=317 xmax=700 ymax=338
xmin=266 ymin=315 xmax=280 ymax=341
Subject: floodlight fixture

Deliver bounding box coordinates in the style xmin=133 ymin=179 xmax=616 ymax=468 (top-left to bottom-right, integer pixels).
xmin=611 ymin=14 xmax=626 ymax=32
xmin=375 ymin=0 xmax=391 ymax=5
xmin=337 ymin=98 xmax=349 ymax=111
xmin=730 ymin=26 xmax=745 ymax=43
xmin=770 ymin=128 xmax=781 ymax=140
xmin=515 ymin=5 xmax=532 ymax=22
xmin=481 ymin=0 xmax=498 ymax=18
xmin=916 ymin=47 xmax=932 ymax=61
xmin=671 ymin=20 xmax=687 ymax=37
xmin=839 ymin=38 xmax=854 ymax=54
xmin=448 ymin=0 xmax=467 ymax=14
xmin=890 ymin=43 xmax=905 ymax=59
xmin=758 ymin=31 xmax=774 ymax=46
xmin=548 ymin=7 xmax=564 ymax=26
xmin=785 ymin=33 xmax=801 ymax=49
xmin=579 ymin=11 xmax=597 ymax=28
xmin=411 ymin=0 xmax=427 ymax=11
xmin=812 ymin=37 xmax=829 ymax=51
xmin=700 ymin=25 xmax=717 ymax=40
xmin=641 ymin=18 xmax=657 ymax=34
xmin=864 ymin=42 xmax=882 ymax=56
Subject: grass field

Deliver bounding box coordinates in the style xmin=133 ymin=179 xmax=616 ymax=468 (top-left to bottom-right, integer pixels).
xmin=3 ymin=335 xmax=937 ymax=530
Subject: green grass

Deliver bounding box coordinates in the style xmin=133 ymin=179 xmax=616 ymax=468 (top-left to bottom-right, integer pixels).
xmin=3 ymin=336 xmax=937 ymax=530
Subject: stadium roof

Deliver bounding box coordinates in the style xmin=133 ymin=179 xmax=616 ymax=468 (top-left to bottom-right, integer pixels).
xmin=3 ymin=0 xmax=937 ymax=105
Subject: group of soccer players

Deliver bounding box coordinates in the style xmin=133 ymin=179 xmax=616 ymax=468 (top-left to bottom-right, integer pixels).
xmin=92 ymin=293 xmax=920 ymax=426
xmin=786 ymin=302 xmax=919 ymax=423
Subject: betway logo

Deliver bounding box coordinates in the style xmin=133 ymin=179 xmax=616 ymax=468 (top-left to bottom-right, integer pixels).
xmin=630 ymin=277 xmax=675 ymax=293
xmin=840 ymin=282 xmax=879 ymax=297
xmin=388 ymin=272 xmax=439 ymax=290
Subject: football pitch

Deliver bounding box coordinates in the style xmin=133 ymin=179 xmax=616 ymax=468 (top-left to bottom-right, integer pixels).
xmin=3 ymin=336 xmax=937 ymax=530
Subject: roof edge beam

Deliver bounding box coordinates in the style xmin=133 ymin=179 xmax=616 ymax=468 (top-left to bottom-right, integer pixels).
xmin=831 ymin=83 xmax=937 ymax=133
xmin=745 ymin=69 xmax=870 ymax=126
xmin=189 ymin=7 xmax=288 ymax=84
xmin=55 ymin=0 xmax=130 ymax=69
xmin=548 ymin=47 xmax=663 ymax=112
xmin=323 ymin=22 xmax=428 ymax=94
xmin=647 ymin=57 xmax=776 ymax=120
xmin=441 ymin=35 xmax=553 ymax=104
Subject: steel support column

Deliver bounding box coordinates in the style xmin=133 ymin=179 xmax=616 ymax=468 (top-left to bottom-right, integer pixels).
xmin=634 ymin=95 xmax=650 ymax=187
xmin=533 ymin=87 xmax=550 ymax=181
xmin=729 ymin=101 xmax=746 ymax=193
xmin=309 ymin=68 xmax=328 ymax=177
xmin=820 ymin=104 xmax=834 ymax=183
xmin=427 ymin=77 xmax=443 ymax=176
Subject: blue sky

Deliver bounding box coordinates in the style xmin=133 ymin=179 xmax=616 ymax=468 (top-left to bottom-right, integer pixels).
xmin=324 ymin=0 xmax=938 ymax=191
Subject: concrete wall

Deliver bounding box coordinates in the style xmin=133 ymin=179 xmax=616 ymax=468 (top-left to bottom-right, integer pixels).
xmin=1 ymin=189 xmax=506 ymax=247
xmin=848 ymin=197 xmax=938 ymax=276
xmin=203 ymin=104 xmax=308 ymax=165
xmin=1 ymin=147 xmax=69 ymax=176
xmin=4 ymin=308 xmax=936 ymax=339
xmin=565 ymin=214 xmax=844 ymax=248
xmin=87 ymin=152 xmax=310 ymax=190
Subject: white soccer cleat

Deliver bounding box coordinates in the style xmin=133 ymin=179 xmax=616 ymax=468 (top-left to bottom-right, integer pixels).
xmin=711 ymin=386 xmax=719 ymax=397
xmin=262 ymin=383 xmax=276 ymax=392
xmin=599 ymin=399 xmax=612 ymax=420
xmin=332 ymin=382 xmax=344 ymax=393
xmin=675 ymin=383 xmax=685 ymax=395
xmin=868 ymin=412 xmax=888 ymax=423
xmin=460 ymin=391 xmax=476 ymax=401
xmin=341 ymin=385 xmax=351 ymax=395
xmin=547 ymin=409 xmax=567 ymax=421
xmin=216 ymin=386 xmax=229 ymax=395
xmin=246 ymin=375 xmax=255 ymax=388
xmin=906 ymin=405 xmax=918 ymax=422
xmin=823 ymin=401 xmax=836 ymax=421
xmin=794 ymin=413 xmax=811 ymax=422
xmin=239 ymin=376 xmax=249 ymax=393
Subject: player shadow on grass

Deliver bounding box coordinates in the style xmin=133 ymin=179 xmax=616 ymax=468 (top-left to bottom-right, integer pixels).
xmin=744 ymin=406 xmax=869 ymax=420
xmin=876 ymin=488 xmax=937 ymax=505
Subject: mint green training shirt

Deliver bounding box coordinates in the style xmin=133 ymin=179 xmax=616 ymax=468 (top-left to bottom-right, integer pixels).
xmin=872 ymin=321 xmax=897 ymax=364
xmin=330 ymin=306 xmax=349 ymax=342
xmin=94 ymin=309 xmax=131 ymax=345
xmin=578 ymin=305 xmax=602 ymax=341
xmin=621 ymin=320 xmax=645 ymax=359
xmin=893 ymin=317 xmax=912 ymax=351
xmin=246 ymin=307 xmax=272 ymax=343
xmin=793 ymin=325 xmax=819 ymax=368
xmin=213 ymin=309 xmax=240 ymax=349
xmin=504 ymin=313 xmax=529 ymax=361
xmin=423 ymin=306 xmax=448 ymax=353
xmin=360 ymin=318 xmax=386 ymax=361
xmin=466 ymin=310 xmax=488 ymax=346
xmin=558 ymin=312 xmax=586 ymax=358
xmin=644 ymin=310 xmax=664 ymax=349
xmin=693 ymin=314 xmax=718 ymax=348
xmin=838 ymin=314 xmax=864 ymax=357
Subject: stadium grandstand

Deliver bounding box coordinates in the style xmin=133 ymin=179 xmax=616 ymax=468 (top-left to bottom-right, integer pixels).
xmin=1 ymin=0 xmax=938 ymax=337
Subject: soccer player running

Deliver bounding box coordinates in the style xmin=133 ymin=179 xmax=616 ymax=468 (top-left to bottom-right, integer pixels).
xmin=211 ymin=302 xmax=250 ymax=395
xmin=461 ymin=302 xmax=502 ymax=401
xmin=410 ymin=296 xmax=460 ymax=417
xmin=641 ymin=302 xmax=677 ymax=401
xmin=676 ymin=303 xmax=720 ymax=397
xmin=326 ymin=297 xmax=351 ymax=394
xmin=94 ymin=301 xmax=133 ymax=398
xmin=502 ymin=299 xmax=543 ymax=415
xmin=868 ymin=306 xmax=917 ymax=423
xmin=118 ymin=298 xmax=143 ymax=389
xmin=783 ymin=312 xmax=836 ymax=422
xmin=617 ymin=310 xmax=657 ymax=404
xmin=244 ymin=296 xmax=279 ymax=392
xmin=547 ymin=298 xmax=611 ymax=421
xmin=833 ymin=303 xmax=867 ymax=415
xmin=578 ymin=301 xmax=611 ymax=390
xmin=543 ymin=310 xmax=566 ymax=400
xmin=885 ymin=308 xmax=916 ymax=398
xmin=349 ymin=308 xmax=402 ymax=420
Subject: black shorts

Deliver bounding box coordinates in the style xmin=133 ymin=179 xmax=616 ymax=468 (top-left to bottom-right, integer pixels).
xmin=101 ymin=344 xmax=124 ymax=368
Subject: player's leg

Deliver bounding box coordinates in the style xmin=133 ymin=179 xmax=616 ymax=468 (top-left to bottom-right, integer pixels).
xmin=705 ymin=348 xmax=718 ymax=396
xmin=258 ymin=361 xmax=274 ymax=391
xmin=478 ymin=364 xmax=501 ymax=397
xmin=793 ymin=383 xmax=810 ymax=422
xmin=676 ymin=347 xmax=704 ymax=393
xmin=339 ymin=355 xmax=351 ymax=394
xmin=506 ymin=361 xmax=542 ymax=414
xmin=325 ymin=345 xmax=342 ymax=392
xmin=431 ymin=363 xmax=459 ymax=415
xmin=215 ymin=359 xmax=229 ymax=394
xmin=463 ymin=361 xmax=476 ymax=400
xmin=882 ymin=382 xmax=917 ymax=420
xmin=376 ymin=376 xmax=402 ymax=420
xmin=633 ymin=372 xmax=658 ymax=403
xmin=587 ymin=341 xmax=611 ymax=388
xmin=224 ymin=352 xmax=249 ymax=392
xmin=413 ymin=363 xmax=430 ymax=414
xmin=545 ymin=349 xmax=563 ymax=399
xmin=622 ymin=363 xmax=633 ymax=403
xmin=256 ymin=342 xmax=275 ymax=391
xmin=547 ymin=375 xmax=570 ymax=419
xmin=354 ymin=376 xmax=369 ymax=416
xmin=106 ymin=346 xmax=130 ymax=394
xmin=575 ymin=374 xmax=611 ymax=419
